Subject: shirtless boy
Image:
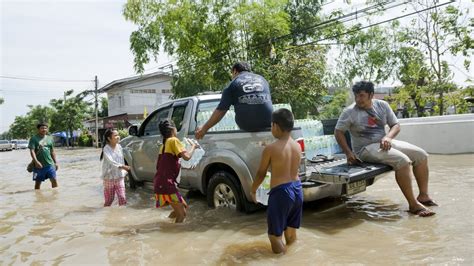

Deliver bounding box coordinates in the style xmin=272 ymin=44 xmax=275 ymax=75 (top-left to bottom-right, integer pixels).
xmin=251 ymin=108 xmax=303 ymax=254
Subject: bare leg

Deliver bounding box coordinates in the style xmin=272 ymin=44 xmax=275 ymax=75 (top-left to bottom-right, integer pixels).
xmin=284 ymin=227 xmax=297 ymax=246
xmin=168 ymin=211 xmax=176 ymax=218
xmin=395 ymin=164 xmax=434 ymax=217
xmin=170 ymin=202 xmax=186 ymax=223
xmin=51 ymin=179 xmax=58 ymax=188
xmin=35 ymin=181 xmax=41 ymax=190
xmin=268 ymin=234 xmax=286 ymax=254
xmin=412 ymin=159 xmax=434 ymax=203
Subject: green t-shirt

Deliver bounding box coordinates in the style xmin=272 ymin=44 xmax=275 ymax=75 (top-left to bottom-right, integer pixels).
xmin=28 ymin=135 xmax=55 ymax=166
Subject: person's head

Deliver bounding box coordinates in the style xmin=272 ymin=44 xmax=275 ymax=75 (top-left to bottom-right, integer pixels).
xmin=271 ymin=108 xmax=294 ymax=138
xmin=231 ymin=61 xmax=251 ymax=78
xmin=100 ymin=128 xmax=119 ymax=160
xmin=352 ymin=81 xmax=374 ymax=109
xmin=103 ymin=128 xmax=120 ymax=146
xmin=37 ymin=122 xmax=49 ymax=136
xmin=159 ymin=119 xmax=177 ymax=140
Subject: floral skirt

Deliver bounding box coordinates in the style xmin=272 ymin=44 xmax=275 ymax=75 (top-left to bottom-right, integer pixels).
xmin=155 ymin=192 xmax=187 ymax=208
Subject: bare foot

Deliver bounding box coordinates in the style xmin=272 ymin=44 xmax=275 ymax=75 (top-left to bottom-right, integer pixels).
xmin=417 ymin=196 xmax=438 ymax=206
xmin=168 ymin=211 xmax=176 ymax=219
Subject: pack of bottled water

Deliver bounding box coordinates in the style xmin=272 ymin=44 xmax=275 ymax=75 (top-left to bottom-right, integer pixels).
xmin=295 ymin=119 xmax=324 ymax=137
xmin=273 ymin=103 xmax=292 ymax=111
xmin=303 ymin=135 xmax=342 ymax=160
xmin=179 ymin=137 xmax=205 ymax=169
xmin=255 ymin=172 xmax=272 ymax=205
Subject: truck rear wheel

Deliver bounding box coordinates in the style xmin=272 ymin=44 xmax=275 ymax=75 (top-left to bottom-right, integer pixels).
xmin=207 ymin=171 xmax=243 ymax=211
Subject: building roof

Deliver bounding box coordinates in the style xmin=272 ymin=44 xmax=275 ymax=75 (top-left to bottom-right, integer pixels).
xmin=99 ymin=71 xmax=172 ymax=93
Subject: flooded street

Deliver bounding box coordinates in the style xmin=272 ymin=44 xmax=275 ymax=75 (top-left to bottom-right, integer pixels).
xmin=1 ymin=148 xmax=473 ymax=265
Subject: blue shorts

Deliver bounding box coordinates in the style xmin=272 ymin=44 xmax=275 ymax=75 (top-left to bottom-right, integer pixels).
xmin=33 ymin=165 xmax=57 ymax=182
xmin=267 ymin=180 xmax=303 ymax=236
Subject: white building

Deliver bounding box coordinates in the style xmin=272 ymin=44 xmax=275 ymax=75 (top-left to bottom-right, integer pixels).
xmin=100 ymin=71 xmax=173 ymax=119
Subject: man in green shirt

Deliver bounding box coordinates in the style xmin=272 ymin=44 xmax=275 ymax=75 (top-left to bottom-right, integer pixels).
xmin=28 ymin=122 xmax=59 ymax=189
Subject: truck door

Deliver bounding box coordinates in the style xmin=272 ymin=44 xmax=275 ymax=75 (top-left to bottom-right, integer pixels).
xmin=131 ymin=105 xmax=171 ymax=181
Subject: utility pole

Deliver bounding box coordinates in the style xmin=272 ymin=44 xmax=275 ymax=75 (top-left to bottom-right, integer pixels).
xmin=94 ymin=75 xmax=99 ymax=148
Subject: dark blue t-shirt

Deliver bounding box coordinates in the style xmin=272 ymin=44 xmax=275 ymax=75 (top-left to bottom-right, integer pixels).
xmin=217 ymin=71 xmax=273 ymax=131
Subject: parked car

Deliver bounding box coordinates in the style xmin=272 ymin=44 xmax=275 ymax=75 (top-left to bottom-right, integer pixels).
xmin=0 ymin=140 xmax=14 ymax=151
xmin=12 ymin=140 xmax=29 ymax=149
xmin=120 ymin=94 xmax=391 ymax=213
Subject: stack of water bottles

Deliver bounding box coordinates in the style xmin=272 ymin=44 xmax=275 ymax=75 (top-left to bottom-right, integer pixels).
xmin=196 ymin=109 xmax=239 ymax=132
xmin=273 ymin=103 xmax=292 ymax=112
xmin=294 ymin=118 xmax=342 ymax=160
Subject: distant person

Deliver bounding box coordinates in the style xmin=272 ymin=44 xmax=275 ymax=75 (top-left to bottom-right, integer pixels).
xmin=100 ymin=129 xmax=129 ymax=207
xmin=195 ymin=61 xmax=273 ymax=139
xmin=334 ymin=81 xmax=437 ymax=217
xmin=251 ymin=108 xmax=303 ymax=254
xmin=154 ymin=120 xmax=197 ymax=223
xmin=28 ymin=122 xmax=59 ymax=190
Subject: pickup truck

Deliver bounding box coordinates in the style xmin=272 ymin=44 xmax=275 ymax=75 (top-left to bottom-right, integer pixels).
xmin=121 ymin=94 xmax=391 ymax=212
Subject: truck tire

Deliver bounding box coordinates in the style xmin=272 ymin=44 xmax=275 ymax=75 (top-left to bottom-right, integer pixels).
xmin=207 ymin=171 xmax=243 ymax=211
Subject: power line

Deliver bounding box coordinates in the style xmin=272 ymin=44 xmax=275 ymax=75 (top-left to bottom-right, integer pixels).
xmin=284 ymin=0 xmax=452 ymax=51
xmin=0 ymin=75 xmax=94 ymax=82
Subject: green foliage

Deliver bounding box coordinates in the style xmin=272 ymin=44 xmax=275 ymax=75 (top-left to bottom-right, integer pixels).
xmin=336 ymin=23 xmax=399 ymax=85
xmin=118 ymin=129 xmax=129 ymax=139
xmin=317 ymin=89 xmax=349 ymax=120
xmin=9 ymin=105 xmax=55 ymax=139
xmin=78 ymin=133 xmax=93 ymax=147
xmin=99 ymin=97 xmax=108 ymax=117
xmin=267 ymin=46 xmax=327 ymax=118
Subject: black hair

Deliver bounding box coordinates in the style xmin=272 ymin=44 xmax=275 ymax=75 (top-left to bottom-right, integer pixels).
xmin=100 ymin=128 xmax=116 ymax=160
xmin=159 ymin=119 xmax=176 ymax=152
xmin=232 ymin=61 xmax=251 ymax=73
xmin=352 ymin=81 xmax=374 ymax=94
xmin=271 ymin=108 xmax=294 ymax=132
xmin=37 ymin=122 xmax=48 ymax=129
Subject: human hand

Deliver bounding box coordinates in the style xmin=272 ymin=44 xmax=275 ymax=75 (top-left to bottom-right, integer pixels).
xmin=121 ymin=165 xmax=130 ymax=171
xmin=346 ymin=152 xmax=360 ymax=165
xmin=250 ymin=191 xmax=257 ymax=203
xmin=195 ymin=127 xmax=207 ymax=140
xmin=34 ymin=161 xmax=43 ymax=169
xmin=380 ymin=136 xmax=392 ymax=151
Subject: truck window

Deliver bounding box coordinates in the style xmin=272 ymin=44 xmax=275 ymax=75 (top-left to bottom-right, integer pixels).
xmin=143 ymin=108 xmax=170 ymax=136
xmin=171 ymin=104 xmax=187 ymax=132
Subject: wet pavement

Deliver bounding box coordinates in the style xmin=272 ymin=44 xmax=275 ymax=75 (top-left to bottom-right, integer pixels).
xmin=1 ymin=148 xmax=473 ymax=265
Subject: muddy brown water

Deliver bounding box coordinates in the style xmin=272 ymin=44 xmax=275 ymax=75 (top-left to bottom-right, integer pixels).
xmin=1 ymin=148 xmax=473 ymax=265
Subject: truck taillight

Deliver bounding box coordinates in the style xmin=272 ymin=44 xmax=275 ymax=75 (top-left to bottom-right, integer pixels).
xmin=296 ymin=138 xmax=305 ymax=153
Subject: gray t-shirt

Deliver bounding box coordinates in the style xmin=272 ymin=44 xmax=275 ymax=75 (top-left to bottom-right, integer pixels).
xmin=335 ymin=99 xmax=398 ymax=154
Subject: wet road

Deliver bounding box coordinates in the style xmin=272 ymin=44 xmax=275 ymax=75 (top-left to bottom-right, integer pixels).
xmin=1 ymin=148 xmax=473 ymax=265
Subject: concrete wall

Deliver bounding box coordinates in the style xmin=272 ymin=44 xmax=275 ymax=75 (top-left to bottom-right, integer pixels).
xmin=397 ymin=114 xmax=474 ymax=154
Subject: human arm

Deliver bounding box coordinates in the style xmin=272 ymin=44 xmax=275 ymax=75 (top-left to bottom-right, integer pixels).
xmin=30 ymin=149 xmax=43 ymax=169
xmin=335 ymin=129 xmax=359 ymax=165
xmin=51 ymin=147 xmax=59 ymax=170
xmin=195 ymin=109 xmax=227 ymax=139
xmin=250 ymin=146 xmax=271 ymax=203
xmin=179 ymin=139 xmax=197 ymax=161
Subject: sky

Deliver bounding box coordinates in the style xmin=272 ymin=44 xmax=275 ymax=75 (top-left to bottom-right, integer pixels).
xmin=0 ymin=0 xmax=171 ymax=133
xmin=1 ymin=0 xmax=472 ymax=134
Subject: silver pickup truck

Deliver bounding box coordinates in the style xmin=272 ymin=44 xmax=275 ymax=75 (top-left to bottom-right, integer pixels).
xmin=121 ymin=94 xmax=391 ymax=212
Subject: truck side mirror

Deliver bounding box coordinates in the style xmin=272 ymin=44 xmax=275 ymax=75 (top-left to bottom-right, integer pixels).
xmin=128 ymin=125 xmax=138 ymax=136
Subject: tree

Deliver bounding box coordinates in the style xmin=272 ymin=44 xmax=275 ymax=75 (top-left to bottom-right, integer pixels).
xmin=0 ymin=97 xmax=4 ymax=105
xmin=317 ymin=89 xmax=349 ymax=120
xmin=402 ymin=1 xmax=473 ymax=115
xmin=335 ymin=23 xmax=400 ymax=86
xmin=99 ymin=97 xmax=108 ymax=117
xmin=267 ymin=46 xmax=327 ymax=118
xmin=50 ymin=90 xmax=91 ymax=147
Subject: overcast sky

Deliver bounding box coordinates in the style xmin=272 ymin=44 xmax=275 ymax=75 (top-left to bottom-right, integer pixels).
xmin=1 ymin=0 xmax=472 ymax=134
xmin=0 ymin=0 xmax=171 ymax=133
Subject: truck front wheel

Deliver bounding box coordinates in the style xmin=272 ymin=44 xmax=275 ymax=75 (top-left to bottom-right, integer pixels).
xmin=207 ymin=171 xmax=243 ymax=211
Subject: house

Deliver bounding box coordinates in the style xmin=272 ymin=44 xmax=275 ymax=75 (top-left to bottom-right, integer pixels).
xmin=98 ymin=71 xmax=173 ymax=127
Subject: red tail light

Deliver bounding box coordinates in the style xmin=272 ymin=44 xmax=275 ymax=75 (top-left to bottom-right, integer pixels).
xmin=296 ymin=138 xmax=305 ymax=153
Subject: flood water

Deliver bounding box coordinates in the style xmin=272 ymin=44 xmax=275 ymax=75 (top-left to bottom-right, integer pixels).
xmin=1 ymin=148 xmax=473 ymax=265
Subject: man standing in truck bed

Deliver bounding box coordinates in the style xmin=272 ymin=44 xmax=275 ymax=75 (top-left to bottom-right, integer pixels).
xmin=195 ymin=61 xmax=273 ymax=139
xmin=334 ymin=81 xmax=437 ymax=217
